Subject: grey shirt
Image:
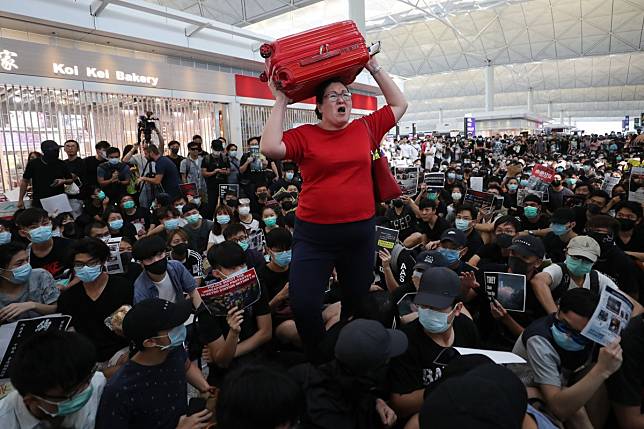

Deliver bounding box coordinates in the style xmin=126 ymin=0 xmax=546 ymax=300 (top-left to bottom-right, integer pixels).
xmin=181 ymin=219 xmax=214 ymax=255
xmin=513 ymin=333 xmax=581 ymax=388
xmin=0 ymin=268 xmax=59 ymax=322
xmin=179 ymin=156 xmax=206 ymax=193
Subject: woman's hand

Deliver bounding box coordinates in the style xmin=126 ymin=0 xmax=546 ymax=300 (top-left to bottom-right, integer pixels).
xmin=268 ymin=79 xmax=290 ymax=104
xmin=366 ymin=56 xmax=380 ymax=74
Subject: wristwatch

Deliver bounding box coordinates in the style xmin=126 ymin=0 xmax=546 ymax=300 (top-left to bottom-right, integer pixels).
xmin=528 ymin=230 xmax=535 ymax=236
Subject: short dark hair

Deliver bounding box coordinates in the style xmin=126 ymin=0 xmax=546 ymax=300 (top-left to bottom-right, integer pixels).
xmin=64 ymin=139 xmax=79 ymax=149
xmin=314 ymin=79 xmax=347 ymax=120
xmin=419 ymin=199 xmax=438 ymax=210
xmin=192 ymin=134 xmax=202 ymax=141
xmin=10 ymin=330 xmax=97 ymax=397
xmin=456 ymin=204 xmax=478 ymax=219
xmin=168 ymin=140 xmax=180 ymax=147
xmin=15 ymin=208 xmax=48 ymax=228
xmin=574 ymin=181 xmax=591 ymax=192
xmin=181 ymin=203 xmax=199 ymax=215
xmin=223 ymin=223 xmax=247 ymax=240
xmin=265 ymin=227 xmax=292 ymax=251
xmin=68 ymin=237 xmax=110 ymax=265
xmin=147 ymin=144 xmax=160 ymax=155
xmin=133 ymin=235 xmax=166 ymax=261
xmin=588 ymin=189 xmax=610 ymax=203
xmin=494 ymin=215 xmax=522 ymax=232
xmin=247 ymin=136 xmax=260 ymax=145
xmin=207 ymin=241 xmax=245 ymax=269
xmin=226 ymin=144 xmax=237 ymax=152
xmin=95 ymin=140 xmax=110 ymax=150
xmin=85 ymin=220 xmax=108 ymax=237
xmin=0 ymin=241 xmax=27 ymax=269
xmin=155 ymin=206 xmax=180 ymax=220
xmin=615 ymin=201 xmax=642 ymax=219
xmin=559 ymin=288 xmax=599 ymax=319
xmin=216 ymin=365 xmax=303 ymax=429
xmin=106 ymin=147 xmax=120 ymax=157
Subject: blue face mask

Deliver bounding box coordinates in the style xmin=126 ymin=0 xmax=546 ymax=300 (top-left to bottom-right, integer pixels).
xmin=216 ymin=215 xmax=230 ymax=225
xmin=186 ymin=214 xmax=201 ymax=225
xmin=108 ymin=158 xmax=119 ymax=165
xmin=109 ymin=219 xmax=123 ymax=230
xmin=550 ymin=223 xmax=569 ymax=237
xmin=192 ymin=197 xmax=201 ymax=206
xmin=273 ymin=250 xmax=292 ymax=267
xmin=285 ymin=172 xmax=294 ymax=181
xmin=520 ymin=179 xmax=529 ymax=187
xmin=0 ymin=231 xmax=11 ymax=244
xmin=29 ymin=225 xmax=53 ymax=244
xmin=447 ymin=173 xmax=456 ymax=180
xmin=454 ymin=218 xmax=470 ymax=231
xmin=264 ymin=216 xmax=277 ymax=227
xmin=75 ymin=265 xmax=103 ymax=283
xmin=97 ymin=191 xmax=106 ymax=200
xmin=164 ymin=219 xmax=180 ymax=231
xmin=123 ymin=200 xmax=135 ymax=210
xmin=524 ymin=206 xmax=539 ymax=218
xmin=565 ymin=255 xmax=593 ymax=277
xmin=238 ymin=239 xmax=249 ymax=251
xmin=152 ymin=324 xmax=186 ymax=350
xmin=418 ymin=307 xmax=452 ymax=333
xmin=427 ymin=192 xmax=438 ymax=201
xmin=437 ymin=247 xmax=461 ymax=265
xmin=36 ymin=384 xmax=94 ymax=417
xmin=508 ymin=184 xmax=518 ymax=192
xmin=550 ymin=323 xmax=586 ymax=352
xmin=1 ymin=263 xmax=32 ymax=284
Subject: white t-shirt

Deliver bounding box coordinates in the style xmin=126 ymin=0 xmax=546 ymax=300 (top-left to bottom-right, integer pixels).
xmin=543 ymin=263 xmax=617 ymax=294
xmin=208 ymin=232 xmax=225 ymax=246
xmin=154 ymin=273 xmax=176 ymax=302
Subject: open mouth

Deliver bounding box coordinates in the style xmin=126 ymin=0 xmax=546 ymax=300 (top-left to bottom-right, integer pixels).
xmin=337 ymin=106 xmax=346 ymax=114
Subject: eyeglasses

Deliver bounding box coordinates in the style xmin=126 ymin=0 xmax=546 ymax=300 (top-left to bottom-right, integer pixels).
xmin=323 ymin=92 xmax=352 ymax=102
xmin=553 ymin=318 xmax=590 ymax=345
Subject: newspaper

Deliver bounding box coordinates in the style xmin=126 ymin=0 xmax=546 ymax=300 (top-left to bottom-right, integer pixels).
xmin=581 ymin=285 xmax=633 ymax=347
xmin=526 ymin=164 xmax=554 ymax=202
xmin=463 ymin=189 xmax=495 ymax=211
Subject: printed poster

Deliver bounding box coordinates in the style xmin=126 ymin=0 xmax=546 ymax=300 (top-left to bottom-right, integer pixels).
xmin=581 ymin=285 xmax=633 ymax=347
xmin=526 ymin=164 xmax=555 ymax=202
xmin=219 ymin=184 xmax=239 ymax=200
xmin=196 ymin=268 xmax=261 ymax=316
xmin=395 ymin=166 xmax=420 ymax=196
xmin=105 ymin=237 xmax=124 ymax=274
xmin=179 ymin=182 xmax=198 ymax=197
xmin=376 ymin=226 xmax=399 ymax=251
xmin=470 ymin=176 xmax=484 ymax=192
xmin=463 ymin=189 xmax=495 ymax=210
xmin=424 ymin=172 xmax=445 ymax=193
xmin=484 ymin=272 xmax=526 ymax=312
xmin=628 ymin=167 xmax=644 ymax=203
xmin=249 ymin=144 xmax=262 ymax=172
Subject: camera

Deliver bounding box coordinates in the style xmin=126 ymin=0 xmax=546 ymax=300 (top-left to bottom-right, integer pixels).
xmin=138 ymin=112 xmax=158 ymax=143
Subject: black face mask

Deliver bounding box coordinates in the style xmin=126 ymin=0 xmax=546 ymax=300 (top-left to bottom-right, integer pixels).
xmin=552 ymin=180 xmax=561 ymax=187
xmin=62 ymin=223 xmax=76 ymax=238
xmin=170 ymin=147 xmax=179 ymax=154
xmin=281 ymin=201 xmax=294 ymax=211
xmin=392 ymin=199 xmax=404 ymax=208
xmin=144 ymin=257 xmax=167 ymax=275
xmin=225 ymin=199 xmax=238 ymax=208
xmin=120 ymin=251 xmax=133 ymax=264
xmin=43 ymin=149 xmax=59 ymax=161
xmin=587 ymin=231 xmax=614 ymax=252
xmin=495 ymin=233 xmax=513 ymax=249
xmin=617 ymin=218 xmax=635 ymax=231
xmin=171 ymin=243 xmax=188 ymax=258
xmin=508 ymin=256 xmax=530 ymax=275
xmin=586 ymin=203 xmax=602 ymax=215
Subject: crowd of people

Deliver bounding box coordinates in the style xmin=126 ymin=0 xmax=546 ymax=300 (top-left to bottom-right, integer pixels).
xmin=0 ymin=61 xmax=644 ymax=428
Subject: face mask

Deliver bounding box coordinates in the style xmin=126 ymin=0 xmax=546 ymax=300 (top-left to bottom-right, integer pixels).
xmin=392 ymin=199 xmax=404 ymax=208
xmin=109 ymin=219 xmax=124 ymax=230
xmin=437 ymin=247 xmax=461 ymax=265
xmin=29 ymin=225 xmax=53 ymax=244
xmin=0 ymin=231 xmax=11 ymax=245
xmin=567 ymin=178 xmax=577 ymax=185
xmin=456 ymin=174 xmax=463 ymax=180
xmin=216 ymin=215 xmax=230 ymax=225
xmin=524 ymin=206 xmax=539 ymax=218
xmin=43 ymin=148 xmax=60 ymax=161
xmin=495 ymin=233 xmax=513 ymax=248
xmin=520 ymin=179 xmax=529 ymax=187
xmin=186 ymin=213 xmax=201 ymax=225
xmin=108 ymin=158 xmax=119 ymax=165
xmin=418 ymin=307 xmax=452 ymax=333
xmin=508 ymin=256 xmax=530 ymax=275
xmin=285 ymin=172 xmax=294 ymax=181
xmin=586 ymin=203 xmax=602 ymax=215
xmin=1 ymin=263 xmax=32 ymax=284
xmin=75 ymin=265 xmax=103 ymax=283
xmin=170 ymin=147 xmax=179 ymax=154
xmin=154 ymin=324 xmax=187 ymax=351
xmin=565 ymin=255 xmax=593 ymax=277
xmin=508 ymin=184 xmax=518 ymax=192
xmin=447 ymin=173 xmax=456 ymax=180
xmin=617 ymin=218 xmax=635 ymax=231
xmin=164 ymin=219 xmax=180 ymax=231
xmin=587 ymin=231 xmax=613 ymax=250
xmin=552 ymin=180 xmax=561 ymax=187
xmin=51 ymin=229 xmax=62 ymax=238
xmin=229 ymin=150 xmax=238 ymax=158
xmin=550 ymin=223 xmax=569 ymax=237
xmin=37 ymin=384 xmax=94 ymax=417
xmin=97 ymin=191 xmax=106 ymax=200
xmin=123 ymin=200 xmax=135 ymax=210
xmin=192 ymin=197 xmax=201 ymax=206
xmin=175 ymin=204 xmax=184 ymax=214
xmin=238 ymin=240 xmax=249 ymax=251
xmin=451 ymin=192 xmax=462 ymax=201
xmin=257 ymin=192 xmax=268 ymax=200
xmin=238 ymin=206 xmax=251 ymax=216
xmin=225 ymin=199 xmax=238 ymax=208
xmin=264 ymin=216 xmax=277 ymax=227
xmin=454 ymin=218 xmax=469 ymax=231
xmin=171 ymin=243 xmax=188 ymax=257
xmin=144 ymin=257 xmax=167 ymax=275
xmin=98 ymin=150 xmax=107 ymax=159
xmin=427 ymin=192 xmax=438 ymax=201
xmin=550 ymin=324 xmax=586 ymax=352
xmin=120 ymin=251 xmax=133 ymax=263
xmin=273 ymin=250 xmax=292 ymax=267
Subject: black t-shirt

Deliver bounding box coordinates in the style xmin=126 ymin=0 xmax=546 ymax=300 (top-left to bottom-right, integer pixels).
xmin=543 ymin=232 xmax=568 ymax=263
xmin=96 ymin=347 xmax=188 ymax=429
xmin=57 ymin=275 xmax=133 ymax=362
xmin=594 ymin=245 xmax=641 ymax=295
xmin=23 ymin=157 xmax=71 ymax=202
xmin=464 ymin=229 xmax=484 ymax=261
xmin=520 ymin=213 xmax=551 ymax=231
xmin=65 ymin=157 xmax=86 ymax=199
xmin=257 ymin=263 xmax=290 ymax=321
xmin=108 ymin=221 xmax=138 ymax=241
xmin=155 ymin=156 xmax=182 ymax=199
xmin=168 ymin=155 xmax=184 ymax=174
xmin=417 ymin=216 xmax=450 ymax=242
xmin=29 ymin=237 xmax=72 ymax=280
xmin=84 ymin=156 xmax=103 ymax=189
xmin=475 ymin=242 xmax=506 ymax=265
xmin=388 ymin=316 xmax=479 ymax=394
xmin=202 ymin=153 xmax=229 ymax=188
xmin=122 ymin=206 xmax=150 ymax=233
xmin=616 ymin=229 xmax=644 ymax=253
xmin=385 ymin=206 xmax=418 ymax=241
xmin=607 ymin=315 xmax=644 ymax=408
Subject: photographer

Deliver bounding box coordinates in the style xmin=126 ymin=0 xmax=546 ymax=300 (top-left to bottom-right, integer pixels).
xmin=135 ymin=144 xmax=182 ymax=200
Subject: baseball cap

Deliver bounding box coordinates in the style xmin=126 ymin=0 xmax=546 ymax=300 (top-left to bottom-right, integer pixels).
xmin=551 ymin=207 xmax=576 ymax=224
xmin=122 ymin=298 xmax=192 ymax=344
xmin=420 ymin=363 xmax=527 ymax=429
xmin=415 ymin=267 xmax=461 ymax=309
xmin=413 ymin=250 xmax=449 ymax=271
xmin=334 ymin=319 xmax=408 ymax=373
xmin=523 ymin=194 xmax=542 ymax=205
xmin=440 ymin=228 xmax=467 ymax=247
xmin=567 ymin=235 xmax=600 ymax=262
xmin=41 ymin=140 xmax=61 ymax=151
xmin=508 ymin=235 xmax=545 ymax=259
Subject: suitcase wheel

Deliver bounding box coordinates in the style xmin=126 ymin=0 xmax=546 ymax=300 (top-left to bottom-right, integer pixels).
xmin=259 ymin=72 xmax=268 ymax=82
xmin=259 ymin=43 xmax=273 ymax=58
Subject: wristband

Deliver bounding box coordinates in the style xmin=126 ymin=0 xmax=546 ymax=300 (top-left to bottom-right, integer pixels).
xmin=370 ymin=65 xmax=383 ymax=75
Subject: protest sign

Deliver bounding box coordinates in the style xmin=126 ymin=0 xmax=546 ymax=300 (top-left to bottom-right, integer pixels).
xmin=628 ymin=166 xmax=644 ymax=203
xmin=424 ymin=172 xmax=445 ymax=192
xmin=0 ymin=314 xmax=71 ymax=379
xmin=219 ymin=184 xmax=239 ymax=200
xmin=601 ymin=175 xmax=621 ymax=196
xmin=517 ymin=189 xmax=544 ymax=207
xmin=484 ymin=272 xmax=526 ymax=312
xmin=463 ymin=189 xmax=495 ymax=210
xmin=470 ymin=176 xmax=484 ymax=192
xmin=196 ymin=268 xmax=261 ymax=316
xmin=105 ymin=237 xmax=124 ymax=274
xmin=0 ymin=199 xmax=31 ymax=220
xmin=247 ymin=229 xmax=265 ymax=251
xmin=526 ymin=164 xmax=555 ymax=202
xmin=581 ymin=285 xmax=633 ymax=347
xmin=395 ymin=166 xmax=420 ymax=196
xmin=249 ymin=144 xmax=262 ymax=172
xmin=179 ymin=182 xmax=198 ymax=197
xmin=563 ymin=195 xmax=585 ymax=208
xmin=40 ymin=194 xmax=72 ymax=217
xmin=376 ymin=226 xmax=399 ymax=251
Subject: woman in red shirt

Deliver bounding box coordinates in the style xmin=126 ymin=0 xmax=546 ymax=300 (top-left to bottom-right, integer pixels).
xmin=261 ymin=54 xmax=407 ymax=355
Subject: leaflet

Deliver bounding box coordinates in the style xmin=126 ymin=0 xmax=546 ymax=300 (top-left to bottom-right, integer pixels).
xmin=196 ymin=268 xmax=261 ymax=316
xmin=581 ymin=285 xmax=633 ymax=347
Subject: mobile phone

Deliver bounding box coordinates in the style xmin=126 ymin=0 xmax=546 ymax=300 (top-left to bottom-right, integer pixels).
xmin=187 ymin=397 xmax=206 ymax=416
xmin=368 ymin=41 xmax=381 ymax=56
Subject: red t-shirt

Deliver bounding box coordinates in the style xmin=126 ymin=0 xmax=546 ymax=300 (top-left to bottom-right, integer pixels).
xmin=283 ymin=105 xmax=395 ymax=224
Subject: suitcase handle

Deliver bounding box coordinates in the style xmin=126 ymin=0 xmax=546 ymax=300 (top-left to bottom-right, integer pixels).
xmin=300 ymin=45 xmax=341 ymax=67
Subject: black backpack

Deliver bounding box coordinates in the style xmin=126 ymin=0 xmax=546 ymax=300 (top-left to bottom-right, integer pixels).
xmin=551 ymin=262 xmax=600 ymax=304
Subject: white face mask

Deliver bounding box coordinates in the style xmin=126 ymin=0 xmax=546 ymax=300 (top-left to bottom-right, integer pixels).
xmin=238 ymin=206 xmax=250 ymax=216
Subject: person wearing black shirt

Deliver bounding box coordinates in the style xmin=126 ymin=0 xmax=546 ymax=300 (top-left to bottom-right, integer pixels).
xmin=615 ymin=201 xmax=644 ymax=253
xmin=469 ymin=215 xmax=521 ymax=267
xmin=520 ymin=194 xmax=551 ymax=233
xmin=403 ymin=200 xmax=449 ymax=247
xmin=454 ymin=204 xmax=483 ymax=261
xmin=103 ymin=208 xmax=137 ymax=240
xmin=389 ymin=267 xmax=479 ymax=420
xmin=84 ymin=140 xmax=110 ymax=191
xmin=269 ymin=163 xmax=302 ymax=194
xmin=542 ymin=207 xmax=578 ymax=263
xmin=166 ymin=140 xmax=184 ymax=173
xmin=201 ymin=139 xmax=230 ymax=219
xmin=118 ymin=194 xmax=149 ymax=239
xmin=63 ymin=139 xmax=86 ymax=215
xmin=385 ymin=197 xmax=418 ymax=242
xmin=18 ymin=140 xmax=73 ymax=209
xmin=56 ymin=238 xmax=133 ymax=376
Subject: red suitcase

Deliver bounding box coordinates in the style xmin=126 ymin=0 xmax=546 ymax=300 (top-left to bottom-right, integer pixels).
xmin=259 ymin=20 xmax=370 ymax=103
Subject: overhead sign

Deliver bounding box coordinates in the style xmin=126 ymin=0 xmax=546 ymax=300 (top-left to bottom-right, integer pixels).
xmin=464 ymin=117 xmax=476 ymax=136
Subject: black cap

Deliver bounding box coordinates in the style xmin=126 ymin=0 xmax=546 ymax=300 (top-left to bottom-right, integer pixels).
xmin=413 ymin=250 xmax=449 ymax=271
xmin=41 ymin=140 xmax=61 ymax=151
xmin=419 ymin=363 xmax=527 ymax=429
xmin=334 ymin=319 xmax=408 ymax=373
xmin=440 ymin=228 xmax=467 ymax=247
xmin=122 ymin=298 xmax=192 ymax=344
xmin=551 ymin=207 xmax=576 ymax=224
xmin=508 ymin=235 xmax=545 ymax=259
xmin=415 ymin=267 xmax=461 ymax=309
xmin=523 ymin=194 xmax=542 ymax=205
xmin=211 ymin=139 xmax=224 ymax=151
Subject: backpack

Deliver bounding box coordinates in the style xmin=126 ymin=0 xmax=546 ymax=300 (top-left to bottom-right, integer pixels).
xmin=551 ymin=262 xmax=600 ymax=304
